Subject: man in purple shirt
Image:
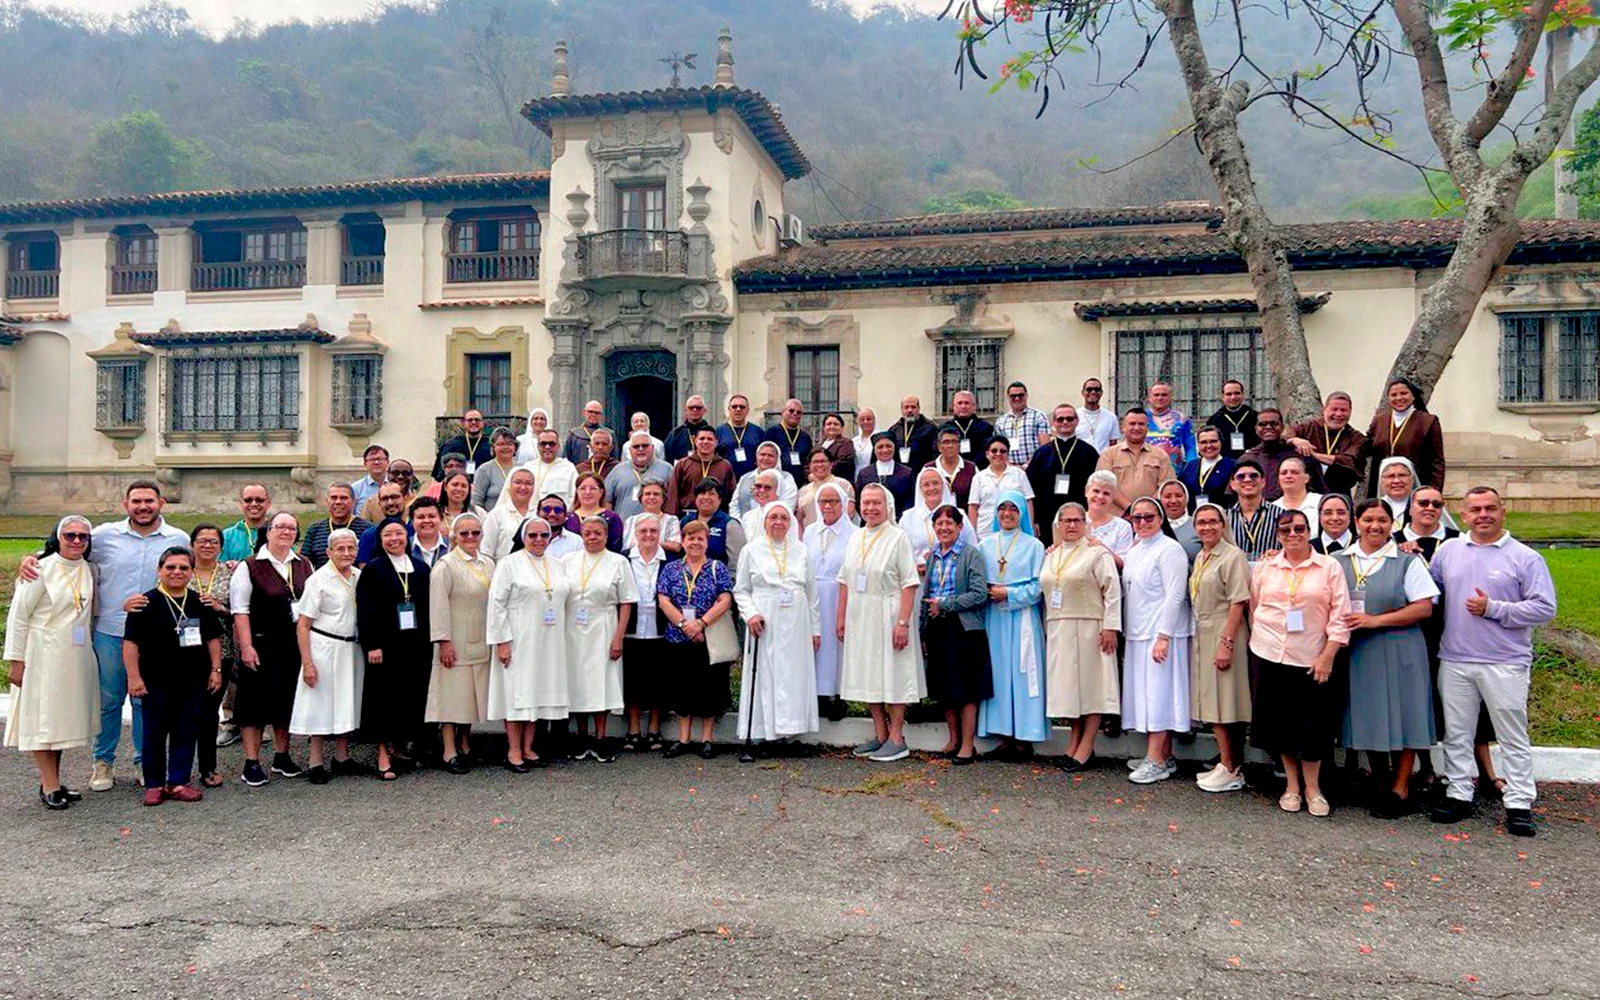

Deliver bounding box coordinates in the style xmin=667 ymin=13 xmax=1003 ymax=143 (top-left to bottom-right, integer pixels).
xmin=1428 ymin=486 xmax=1556 ymax=837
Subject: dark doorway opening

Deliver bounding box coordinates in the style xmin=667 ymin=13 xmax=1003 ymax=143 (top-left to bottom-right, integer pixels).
xmin=605 ymin=349 xmax=677 ymax=442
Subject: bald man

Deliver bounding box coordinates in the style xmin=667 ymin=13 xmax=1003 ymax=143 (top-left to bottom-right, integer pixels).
xmin=888 ymin=394 xmax=938 ymax=471
xmin=762 ymin=397 xmax=815 ymax=482
xmin=665 ymin=394 xmax=713 ymax=464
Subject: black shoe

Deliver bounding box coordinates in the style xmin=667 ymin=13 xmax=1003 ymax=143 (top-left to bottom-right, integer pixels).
xmin=57 ymin=784 xmax=83 ymax=802
xmin=825 ymin=697 xmax=848 ymax=722
xmin=240 ymin=760 xmax=270 ymax=787
xmin=444 ymin=756 xmax=471 ymax=775
xmin=1369 ymin=791 xmax=1411 ymax=820
xmin=330 ymin=756 xmax=366 ymax=777
xmin=527 ymin=755 xmax=549 ymax=769
xmin=699 ymin=742 xmax=717 ymax=760
xmin=1430 ymin=797 xmax=1473 ymax=824
xmin=568 ymin=735 xmax=590 ymax=762
xmin=504 ymin=757 xmax=531 ymax=774
xmin=646 ymin=731 xmax=665 ymax=751
xmin=1060 ymin=755 xmax=1084 ymax=774
xmin=662 ymin=741 xmax=686 ymax=759
xmin=739 ymin=743 xmax=758 ymax=764
xmin=270 ymin=754 xmax=303 ymax=779
xmin=39 ymin=786 xmax=71 ymax=810
xmin=593 ymin=740 xmax=618 ymax=764
xmin=1505 ymin=808 xmax=1537 ymax=837
xmin=1102 ymin=717 xmax=1123 ymax=738
xmin=306 ymin=765 xmax=331 ymax=785
xmin=620 ymin=732 xmax=641 ymax=753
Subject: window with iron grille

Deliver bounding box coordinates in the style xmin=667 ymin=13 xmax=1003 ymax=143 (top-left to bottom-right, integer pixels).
xmin=331 ymin=354 xmax=383 ymax=426
xmin=1498 ymin=311 xmax=1600 ymax=404
xmin=789 ymin=346 xmax=840 ymax=415
xmin=936 ymin=340 xmax=1003 ymax=415
xmin=166 ymin=351 xmax=299 ymax=435
xmin=1115 ymin=327 xmax=1275 ymax=417
xmin=94 ymin=359 xmax=146 ymax=430
xmin=468 ymin=353 xmax=512 ymax=415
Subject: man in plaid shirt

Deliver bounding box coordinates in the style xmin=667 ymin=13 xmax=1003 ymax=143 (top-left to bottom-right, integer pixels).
xmin=993 ymin=381 xmax=1051 ymax=467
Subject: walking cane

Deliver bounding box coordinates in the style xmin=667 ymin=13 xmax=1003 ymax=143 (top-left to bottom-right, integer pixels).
xmin=740 ymin=630 xmax=761 ymax=764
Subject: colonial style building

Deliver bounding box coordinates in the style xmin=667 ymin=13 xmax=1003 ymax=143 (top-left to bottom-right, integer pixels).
xmin=0 ymin=29 xmax=1596 ymax=510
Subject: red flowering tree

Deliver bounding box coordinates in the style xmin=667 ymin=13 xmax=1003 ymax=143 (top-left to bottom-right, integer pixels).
xmin=946 ymin=0 xmax=1600 ymax=420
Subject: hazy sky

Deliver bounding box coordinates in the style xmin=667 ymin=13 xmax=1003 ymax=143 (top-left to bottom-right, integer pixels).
xmin=27 ymin=0 xmax=948 ymax=34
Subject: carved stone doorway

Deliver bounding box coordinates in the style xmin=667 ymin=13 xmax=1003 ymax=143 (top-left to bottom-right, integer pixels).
xmin=605 ymin=348 xmax=676 ymax=440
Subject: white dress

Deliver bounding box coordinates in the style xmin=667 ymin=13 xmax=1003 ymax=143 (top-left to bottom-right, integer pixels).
xmin=289 ymin=565 xmax=364 ymax=736
xmin=804 ymin=516 xmax=858 ymax=697
xmin=485 ymin=551 xmax=570 ymax=721
xmin=3 ymin=555 xmax=98 ymax=752
xmin=734 ymin=538 xmax=821 ymax=740
xmin=969 ymin=466 xmax=1035 ymax=539
xmin=481 ymin=503 xmax=535 ymax=561
xmin=1120 ymin=533 xmax=1194 ymax=734
xmin=838 ymin=523 xmax=926 ymax=703
xmin=560 ymin=548 xmax=640 ymax=714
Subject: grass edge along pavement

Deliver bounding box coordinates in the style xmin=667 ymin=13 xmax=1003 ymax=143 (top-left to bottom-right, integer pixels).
xmin=0 ymin=529 xmax=1597 ymax=747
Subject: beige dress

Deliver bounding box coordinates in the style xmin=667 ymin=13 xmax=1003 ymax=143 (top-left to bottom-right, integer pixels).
xmin=3 ymin=555 xmax=99 ymax=751
xmin=1041 ymin=541 xmax=1122 ymax=718
xmin=426 ymin=549 xmax=495 ymax=723
xmin=1188 ymin=542 xmax=1252 ymax=724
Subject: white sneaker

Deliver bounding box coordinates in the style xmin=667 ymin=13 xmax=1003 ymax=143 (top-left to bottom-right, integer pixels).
xmin=1127 ymin=755 xmax=1176 ymax=772
xmin=1195 ymin=761 xmax=1225 ymax=783
xmin=1125 ymin=756 xmax=1150 ymax=771
xmin=89 ymin=760 xmax=114 ymax=792
xmin=1198 ymin=765 xmax=1246 ymax=793
xmin=1129 ymin=758 xmax=1175 ymax=784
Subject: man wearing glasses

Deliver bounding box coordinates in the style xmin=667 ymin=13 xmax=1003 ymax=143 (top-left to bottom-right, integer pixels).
xmin=1025 ymin=403 xmax=1100 ymax=529
xmin=538 ymin=495 xmax=585 ymax=559
xmin=716 ymin=393 xmax=763 ymax=479
xmin=664 ymin=395 xmax=714 ymax=464
xmin=349 ymin=444 xmax=389 ymax=511
xmin=1076 ymin=378 xmax=1118 ymax=453
xmin=1224 ymin=459 xmax=1284 ymax=563
xmin=1288 ymin=391 xmax=1368 ymax=498
xmin=521 ymin=428 xmax=579 ymax=508
xmin=564 ymin=399 xmax=607 ymax=465
xmin=220 ymin=484 xmax=273 ymax=562
xmin=1240 ymin=407 xmax=1326 ymax=502
xmin=993 ymin=381 xmax=1051 ymax=467
xmin=432 ymin=408 xmax=494 ymax=481
xmin=361 ymin=460 xmax=418 ymax=524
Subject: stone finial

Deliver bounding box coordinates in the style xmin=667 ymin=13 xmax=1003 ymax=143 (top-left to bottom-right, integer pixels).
xmin=298 ymin=313 xmax=320 ymax=332
xmin=160 ymin=318 xmax=182 ymax=335
xmin=566 ymin=187 xmax=591 ymax=231
xmin=713 ymin=26 xmax=735 ymax=88
xmin=552 ymin=39 xmax=570 ymax=96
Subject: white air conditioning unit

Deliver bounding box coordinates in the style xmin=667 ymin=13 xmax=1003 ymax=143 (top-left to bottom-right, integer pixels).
xmin=781 ymin=213 xmax=805 ymax=245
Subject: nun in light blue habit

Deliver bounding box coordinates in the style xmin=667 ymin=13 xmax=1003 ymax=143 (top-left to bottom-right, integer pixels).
xmin=977 ymin=488 xmax=1050 ymax=754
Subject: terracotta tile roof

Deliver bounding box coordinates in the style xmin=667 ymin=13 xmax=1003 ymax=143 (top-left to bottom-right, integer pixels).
xmin=1074 ymin=292 xmax=1331 ymax=320
xmin=0 ymin=172 xmax=550 ymax=225
xmin=0 ymin=311 xmax=69 ymax=323
xmin=130 ymin=327 xmax=336 ymax=347
xmin=0 ymin=326 xmax=20 ymax=344
xmin=523 ymin=86 xmax=809 ymax=179
xmin=418 ymin=297 xmax=543 ymax=310
xmin=735 ymin=218 xmax=1600 ymax=292
xmin=812 ymin=203 xmax=1223 ymax=240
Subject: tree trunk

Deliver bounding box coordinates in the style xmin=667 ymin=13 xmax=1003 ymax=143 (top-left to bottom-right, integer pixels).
xmin=1159 ymin=0 xmax=1324 ymax=421
xmin=1549 ymin=27 xmax=1578 ymax=220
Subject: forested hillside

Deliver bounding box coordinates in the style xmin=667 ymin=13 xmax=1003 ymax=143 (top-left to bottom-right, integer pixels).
xmin=0 ymin=0 xmax=1575 ymax=222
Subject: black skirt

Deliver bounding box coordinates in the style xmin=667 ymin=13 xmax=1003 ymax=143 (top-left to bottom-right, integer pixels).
xmin=623 ymin=636 xmax=667 ymax=708
xmin=923 ymin=614 xmax=993 ymax=707
xmin=232 ymin=644 xmax=298 ymax=728
xmin=668 ymin=638 xmax=731 ymax=718
xmin=1249 ymin=652 xmax=1341 ymax=762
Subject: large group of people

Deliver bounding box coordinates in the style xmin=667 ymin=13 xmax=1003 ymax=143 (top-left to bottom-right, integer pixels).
xmin=2 ymin=380 xmax=1558 ymax=838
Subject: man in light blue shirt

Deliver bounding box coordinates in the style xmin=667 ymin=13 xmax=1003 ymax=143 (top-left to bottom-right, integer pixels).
xmin=18 ymin=480 xmax=188 ymax=792
xmin=349 ymin=444 xmax=389 ymax=511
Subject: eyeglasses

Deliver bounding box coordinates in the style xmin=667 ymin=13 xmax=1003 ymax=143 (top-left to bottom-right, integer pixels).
xmin=389 ymin=470 xmax=414 ymax=479
xmin=61 ymin=532 xmax=90 ymax=542
xmin=688 ymin=404 xmax=705 ymax=410
xmin=1008 ymin=393 xmax=1026 ymax=400
xmin=1233 ymin=471 xmax=1261 ymax=481
xmin=1054 ymin=415 xmax=1077 ymax=422
xmin=242 ymin=497 xmax=269 ymax=504
xmin=729 ymin=402 xmax=748 ymax=410
xmin=527 ymin=531 xmax=551 ymax=539
xmin=1083 ymin=386 xmax=1103 ymax=393
xmin=456 ymin=529 xmax=482 ymax=537
xmin=1413 ymin=499 xmax=1445 ymax=509
xmin=539 ymin=506 xmax=565 ymax=515
xmin=1059 ymin=517 xmax=1086 ymax=525
xmin=1130 ymin=513 xmax=1158 ymax=523
xmin=1277 ymin=524 xmax=1310 ymax=535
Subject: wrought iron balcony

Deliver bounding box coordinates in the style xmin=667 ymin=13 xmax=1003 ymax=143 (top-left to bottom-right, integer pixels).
xmin=575 ymin=229 xmax=691 ymax=280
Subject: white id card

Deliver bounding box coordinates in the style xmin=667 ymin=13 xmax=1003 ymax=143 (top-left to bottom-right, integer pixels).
xmin=1049 ymin=589 xmax=1063 ymax=610
xmin=1054 ymin=474 xmax=1072 ymax=496
xmin=1230 ymin=432 xmax=1246 ymax=452
xmin=734 ymin=447 xmax=748 ymax=463
xmin=779 ymin=588 xmax=796 ymax=608
xmin=898 ymin=447 xmax=911 ymax=464
xmin=958 ymin=439 xmax=971 ymax=454
xmin=289 ymin=606 xmax=299 ymax=623
xmin=575 ymin=607 xmax=591 ymax=627
xmin=1349 ymin=589 xmax=1366 ymax=615
xmin=465 ymin=461 xmax=477 ymax=476
xmin=542 ymin=607 xmax=558 ymax=627
xmin=630 ymin=485 xmax=641 ymax=502
xmin=683 ymin=607 xmax=698 ymax=622
xmin=397 ymin=603 xmax=417 ymax=631
xmin=789 ymin=450 xmax=801 ymax=466
xmin=1285 ymin=608 xmax=1305 ymax=633
xmin=178 ymin=618 xmax=202 ymax=648
xmin=854 ymin=572 xmax=869 ymax=593
xmin=72 ymin=625 xmax=87 ymax=646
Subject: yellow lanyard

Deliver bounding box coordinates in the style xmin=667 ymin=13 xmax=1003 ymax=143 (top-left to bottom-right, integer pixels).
xmin=1237 ymin=507 xmax=1269 ymax=550
xmin=1048 ymin=542 xmax=1088 ymax=590
xmin=699 ymin=458 xmax=715 ymax=480
xmin=578 ymin=551 xmax=604 ymax=591
xmin=766 ymin=536 xmax=789 ymax=577
xmin=1284 ymin=564 xmax=1311 ymax=607
xmin=1189 ymin=549 xmax=1215 ymax=603
xmin=1221 ymin=408 xmax=1247 ymax=431
xmin=465 ymin=432 xmax=483 ymax=457
xmin=1198 ymin=458 xmax=1220 ymax=490
xmin=456 ymin=549 xmax=491 ymax=589
xmin=60 ymin=562 xmax=87 ymax=613
xmin=1351 ymin=549 xmax=1384 ymax=589
xmin=857 ymin=525 xmax=887 ymax=567
xmin=332 ymin=567 xmax=357 ymax=602
xmin=1052 ymin=436 xmax=1079 ymax=470
xmin=397 ymin=568 xmax=411 ymax=603
xmin=682 ymin=559 xmax=706 ymax=601
xmin=158 ymin=584 xmax=189 ymax=622
xmin=1323 ymin=423 xmax=1346 ymax=454
xmin=527 ymin=552 xmax=553 ymax=597
xmin=783 ymin=423 xmax=803 ymax=451
xmin=192 ymin=565 xmax=220 ymax=599
xmin=272 ymin=557 xmax=301 ymax=602
xmin=1390 ymin=410 xmax=1414 ymax=449
xmin=997 ymin=530 xmax=1021 ymax=575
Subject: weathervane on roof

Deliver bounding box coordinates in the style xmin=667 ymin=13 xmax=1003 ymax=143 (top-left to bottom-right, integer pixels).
xmin=660 ymin=51 xmax=697 ymax=88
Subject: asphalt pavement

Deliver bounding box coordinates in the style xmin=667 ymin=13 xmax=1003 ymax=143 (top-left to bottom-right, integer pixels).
xmin=3 ymin=735 xmax=1598 ymax=1000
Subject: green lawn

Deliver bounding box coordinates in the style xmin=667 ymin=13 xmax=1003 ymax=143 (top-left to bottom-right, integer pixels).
xmin=1506 ymin=511 xmax=1600 ymax=541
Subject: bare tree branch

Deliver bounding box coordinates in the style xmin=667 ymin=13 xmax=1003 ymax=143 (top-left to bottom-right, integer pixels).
xmin=1391 ymin=0 xmax=1479 ymax=189
xmin=1465 ymin=0 xmax=1558 ymax=144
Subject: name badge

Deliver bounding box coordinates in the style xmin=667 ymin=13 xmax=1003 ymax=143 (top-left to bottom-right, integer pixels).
xmin=779 ymin=588 xmax=796 ymax=608
xmin=1229 ymin=432 xmax=1246 ymax=452
xmin=854 ymin=572 xmax=869 ymax=593
xmin=177 ymin=617 xmax=202 ymax=648
xmin=72 ymin=625 xmax=87 ymax=646
xmin=289 ymin=606 xmax=300 ymax=623
xmin=958 ymin=439 xmax=971 ymax=454
xmin=542 ymin=606 xmax=558 ymax=627
xmin=898 ymin=447 xmax=911 ymax=464
xmin=1285 ymin=608 xmax=1305 ymax=633
xmin=575 ymin=606 xmax=591 ymax=627
xmin=630 ymin=485 xmax=641 ymax=502
xmin=1349 ymin=587 xmax=1366 ymax=615
xmin=789 ymin=450 xmax=802 ymax=466
xmin=465 ymin=460 xmax=478 ymax=476
xmin=397 ymin=602 xmax=417 ymax=631
xmin=734 ymin=447 xmax=748 ymax=463
xmin=683 ymin=607 xmax=699 ymax=622
xmin=1049 ymin=589 xmax=1063 ymax=611
xmin=1054 ymin=474 xmax=1072 ymax=496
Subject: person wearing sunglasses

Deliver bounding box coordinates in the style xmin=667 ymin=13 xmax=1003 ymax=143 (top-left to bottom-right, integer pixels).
xmin=5 ymin=516 xmax=99 ymax=809
xmin=220 ymin=484 xmax=273 ymax=562
xmin=1240 ymin=408 xmax=1326 ymax=503
xmin=1026 ymin=403 xmax=1100 ymax=532
xmin=426 ymin=514 xmax=495 ymax=773
xmin=486 ymin=517 xmax=571 ymax=771
xmin=994 ymin=381 xmax=1051 ymax=468
xmin=540 ymin=495 xmax=585 ymax=559
xmin=1224 ymin=459 xmax=1284 ymax=565
xmin=1121 ymin=497 xmax=1192 ymax=784
xmin=1076 ymin=379 xmax=1119 ymax=453
xmin=716 ymin=393 xmax=763 ymax=479
xmin=1247 ymin=509 xmax=1353 ymax=818
xmin=665 ymin=395 xmax=714 ymax=465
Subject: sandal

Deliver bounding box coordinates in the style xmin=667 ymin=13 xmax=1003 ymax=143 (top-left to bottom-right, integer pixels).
xmin=1278 ymin=792 xmax=1303 ymax=813
xmin=201 ymin=772 xmax=225 ymax=788
xmin=377 ymin=769 xmax=398 ymax=782
xmin=1307 ymin=794 xmax=1331 ymax=818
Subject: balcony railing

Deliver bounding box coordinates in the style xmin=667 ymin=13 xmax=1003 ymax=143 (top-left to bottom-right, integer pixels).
xmin=6 ymin=269 xmax=58 ymax=299
xmin=446 ymin=250 xmax=539 ymax=284
xmin=191 ymin=260 xmax=306 ymax=292
xmin=575 ymin=229 xmax=690 ymax=279
xmin=111 ymin=263 xmax=158 ymax=295
xmin=340 ymin=255 xmax=384 ymax=286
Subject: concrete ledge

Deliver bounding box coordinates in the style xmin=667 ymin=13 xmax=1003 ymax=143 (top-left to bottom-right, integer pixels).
xmin=7 ymin=694 xmax=1595 ymax=783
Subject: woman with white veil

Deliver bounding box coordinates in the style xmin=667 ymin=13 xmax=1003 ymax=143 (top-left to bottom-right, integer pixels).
xmin=734 ymin=501 xmax=820 ymax=758
xmin=804 ymin=482 xmax=857 ymax=720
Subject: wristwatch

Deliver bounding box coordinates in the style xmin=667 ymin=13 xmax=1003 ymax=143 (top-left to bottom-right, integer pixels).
xmin=896 ymin=618 xmax=910 ymax=627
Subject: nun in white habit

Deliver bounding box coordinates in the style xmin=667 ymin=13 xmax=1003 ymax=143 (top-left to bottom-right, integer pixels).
xmin=560 ymin=515 xmax=638 ymax=754
xmin=900 ymin=466 xmax=977 ymax=573
xmin=804 ymin=481 xmax=857 ymax=706
xmin=486 ymin=516 xmax=571 ymax=769
xmin=734 ymin=502 xmax=821 ymax=749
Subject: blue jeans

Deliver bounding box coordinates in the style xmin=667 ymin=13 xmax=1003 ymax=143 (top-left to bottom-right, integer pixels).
xmin=92 ymin=630 xmax=143 ymax=766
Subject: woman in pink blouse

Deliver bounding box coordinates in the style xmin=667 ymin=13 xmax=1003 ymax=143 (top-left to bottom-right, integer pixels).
xmin=1248 ymin=508 xmax=1352 ymax=818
